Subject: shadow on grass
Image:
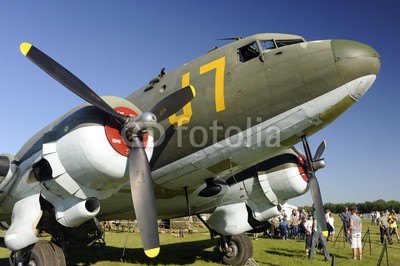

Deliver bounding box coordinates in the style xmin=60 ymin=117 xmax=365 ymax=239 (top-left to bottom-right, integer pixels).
xmin=266 ymin=246 xmax=349 ymax=260
xmin=67 ymin=238 xmax=220 ymax=265
xmin=0 ymin=237 xmax=8 ymax=265
xmin=266 ymin=246 xmax=305 ymax=257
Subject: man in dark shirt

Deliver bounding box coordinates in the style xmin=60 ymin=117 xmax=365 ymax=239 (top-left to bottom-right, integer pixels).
xmin=341 ymin=206 xmax=351 ymax=241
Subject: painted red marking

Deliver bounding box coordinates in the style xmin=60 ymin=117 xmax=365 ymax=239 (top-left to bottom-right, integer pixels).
xmin=105 ymin=107 xmax=148 ymax=156
xmin=297 ymin=155 xmax=308 ymax=183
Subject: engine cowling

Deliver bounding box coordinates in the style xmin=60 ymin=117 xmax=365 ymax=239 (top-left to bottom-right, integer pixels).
xmin=38 ymin=96 xmax=154 ymax=200
xmin=244 ymin=151 xmax=308 ymax=221
xmin=208 ymin=150 xmax=309 ymax=236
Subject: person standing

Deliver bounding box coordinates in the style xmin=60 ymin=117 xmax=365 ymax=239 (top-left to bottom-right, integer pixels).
xmin=349 ymin=206 xmax=362 ymax=260
xmin=309 ymin=207 xmax=330 ymax=261
xmin=325 ymin=209 xmax=331 ymax=223
xmin=341 ymin=206 xmax=351 ymax=241
xmin=304 ymin=215 xmax=313 ymax=256
xmin=279 ymin=217 xmax=289 ymax=240
xmin=290 ymin=209 xmax=299 ymax=239
xmin=378 ymin=211 xmax=393 ymax=244
xmin=327 ymin=212 xmax=335 ymax=242
xmin=371 ymin=211 xmax=376 ymax=225
xmin=388 ymin=210 xmax=400 ymax=243
xmin=376 ymin=211 xmax=381 ymax=226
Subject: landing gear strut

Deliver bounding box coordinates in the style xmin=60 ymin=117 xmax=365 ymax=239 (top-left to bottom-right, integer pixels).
xmin=196 ymin=214 xmax=256 ymax=265
xmin=219 ymin=233 xmax=253 ymax=265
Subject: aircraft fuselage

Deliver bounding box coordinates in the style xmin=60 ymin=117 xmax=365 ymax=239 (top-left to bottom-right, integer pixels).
xmin=1 ymin=33 xmax=380 ymax=222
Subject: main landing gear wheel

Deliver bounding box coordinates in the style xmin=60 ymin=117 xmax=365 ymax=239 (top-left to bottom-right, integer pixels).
xmin=27 ymin=241 xmax=66 ymax=266
xmin=219 ymin=233 xmax=253 ymax=265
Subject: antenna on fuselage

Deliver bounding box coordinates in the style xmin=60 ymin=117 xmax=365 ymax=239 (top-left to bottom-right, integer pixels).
xmin=210 ymin=37 xmax=243 ymax=52
xmin=216 ymin=37 xmax=243 ymax=41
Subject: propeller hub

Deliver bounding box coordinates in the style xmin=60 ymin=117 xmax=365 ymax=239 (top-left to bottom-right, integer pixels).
xmin=312 ymin=160 xmax=326 ymax=170
xmin=134 ymin=112 xmax=157 ymax=133
xmin=105 ymin=106 xmax=148 ymax=156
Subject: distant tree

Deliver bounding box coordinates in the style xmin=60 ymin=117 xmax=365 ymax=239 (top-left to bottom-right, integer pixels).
xmin=374 ymin=199 xmax=386 ymax=211
xmin=365 ymin=201 xmax=373 ymax=212
xmin=357 ymin=202 xmax=366 ymax=213
xmin=319 ymin=200 xmax=400 ymax=214
xmin=298 ymin=200 xmax=400 ymax=215
xmin=386 ymin=200 xmax=400 ymax=212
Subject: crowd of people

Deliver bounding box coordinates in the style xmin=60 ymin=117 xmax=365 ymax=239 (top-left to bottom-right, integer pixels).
xmin=265 ymin=206 xmax=399 ymax=262
xmin=267 ymin=207 xmax=333 ymax=261
xmin=267 ymin=208 xmax=335 ymax=243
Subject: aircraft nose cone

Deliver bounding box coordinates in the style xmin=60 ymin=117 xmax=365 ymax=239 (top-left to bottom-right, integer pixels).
xmin=332 ymin=39 xmax=380 ymax=65
xmin=331 ymin=40 xmax=381 ymax=99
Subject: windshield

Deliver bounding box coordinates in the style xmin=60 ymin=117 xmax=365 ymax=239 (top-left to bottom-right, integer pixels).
xmin=275 ymin=39 xmax=304 ymax=47
xmin=260 ymin=39 xmax=304 ymax=51
xmin=260 ymin=40 xmax=276 ymax=50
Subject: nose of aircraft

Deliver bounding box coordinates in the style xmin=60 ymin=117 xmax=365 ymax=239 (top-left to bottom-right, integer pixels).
xmin=331 ymin=40 xmax=381 ymax=99
xmin=332 ymin=39 xmax=380 ymax=64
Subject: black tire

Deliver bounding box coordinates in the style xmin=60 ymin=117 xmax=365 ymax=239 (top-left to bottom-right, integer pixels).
xmin=27 ymin=241 xmax=66 ymax=266
xmin=220 ymin=233 xmax=253 ymax=265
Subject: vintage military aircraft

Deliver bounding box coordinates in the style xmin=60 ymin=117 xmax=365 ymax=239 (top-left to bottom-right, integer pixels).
xmin=0 ymin=33 xmax=380 ymax=265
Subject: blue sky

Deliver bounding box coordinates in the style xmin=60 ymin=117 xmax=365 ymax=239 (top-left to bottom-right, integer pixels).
xmin=1 ymin=1 xmax=399 ymax=207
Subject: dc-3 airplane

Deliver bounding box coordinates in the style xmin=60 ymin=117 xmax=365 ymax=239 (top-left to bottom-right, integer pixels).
xmin=0 ymin=33 xmax=380 ymax=265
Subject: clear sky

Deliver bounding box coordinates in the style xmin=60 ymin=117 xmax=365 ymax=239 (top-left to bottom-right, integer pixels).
xmin=1 ymin=1 xmax=399 ymax=207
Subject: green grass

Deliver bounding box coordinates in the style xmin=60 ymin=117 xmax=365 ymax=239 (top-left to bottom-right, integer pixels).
xmin=1 ymin=219 xmax=399 ymax=265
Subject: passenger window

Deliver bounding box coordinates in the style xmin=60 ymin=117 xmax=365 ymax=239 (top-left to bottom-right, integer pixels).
xmin=237 ymin=42 xmax=259 ymax=63
xmin=260 ymin=40 xmax=276 ymax=50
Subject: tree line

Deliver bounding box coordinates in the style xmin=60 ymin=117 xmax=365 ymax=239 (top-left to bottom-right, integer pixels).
xmin=299 ymin=199 xmax=400 ymax=214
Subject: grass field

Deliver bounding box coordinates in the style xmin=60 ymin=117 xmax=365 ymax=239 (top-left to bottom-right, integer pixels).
xmin=0 ymin=218 xmax=399 ymax=265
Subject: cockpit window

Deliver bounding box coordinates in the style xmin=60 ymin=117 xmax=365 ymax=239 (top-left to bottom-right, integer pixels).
xmin=260 ymin=40 xmax=276 ymax=50
xmin=275 ymin=39 xmax=304 ymax=47
xmin=238 ymin=42 xmax=259 ymax=63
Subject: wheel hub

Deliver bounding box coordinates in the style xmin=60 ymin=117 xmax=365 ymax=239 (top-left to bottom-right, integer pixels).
xmin=224 ymin=242 xmax=238 ymax=258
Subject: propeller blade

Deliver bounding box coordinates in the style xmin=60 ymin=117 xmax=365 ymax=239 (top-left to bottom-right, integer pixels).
xmin=313 ymin=140 xmax=326 ymax=161
xmin=128 ymin=137 xmax=160 ymax=258
xmin=300 ymin=136 xmax=328 ymax=237
xmin=308 ymin=172 xmax=328 ymax=234
xmin=150 ymin=125 xmax=176 ymax=170
xmin=20 ymin=42 xmax=127 ymax=123
xmin=149 ymin=85 xmax=196 ymax=122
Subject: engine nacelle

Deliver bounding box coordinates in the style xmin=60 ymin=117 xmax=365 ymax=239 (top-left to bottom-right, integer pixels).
xmin=207 ymin=202 xmax=253 ymax=236
xmin=214 ymin=150 xmax=309 ymax=236
xmin=54 ymin=197 xmax=100 ymax=227
xmin=37 ymin=96 xmax=154 ymax=199
xmin=245 ymin=152 xmax=308 ymax=221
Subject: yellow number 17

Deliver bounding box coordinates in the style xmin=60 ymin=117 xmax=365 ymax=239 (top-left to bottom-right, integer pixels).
xmin=169 ymin=56 xmax=226 ymax=126
xmin=200 ymin=57 xmax=226 ymax=112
